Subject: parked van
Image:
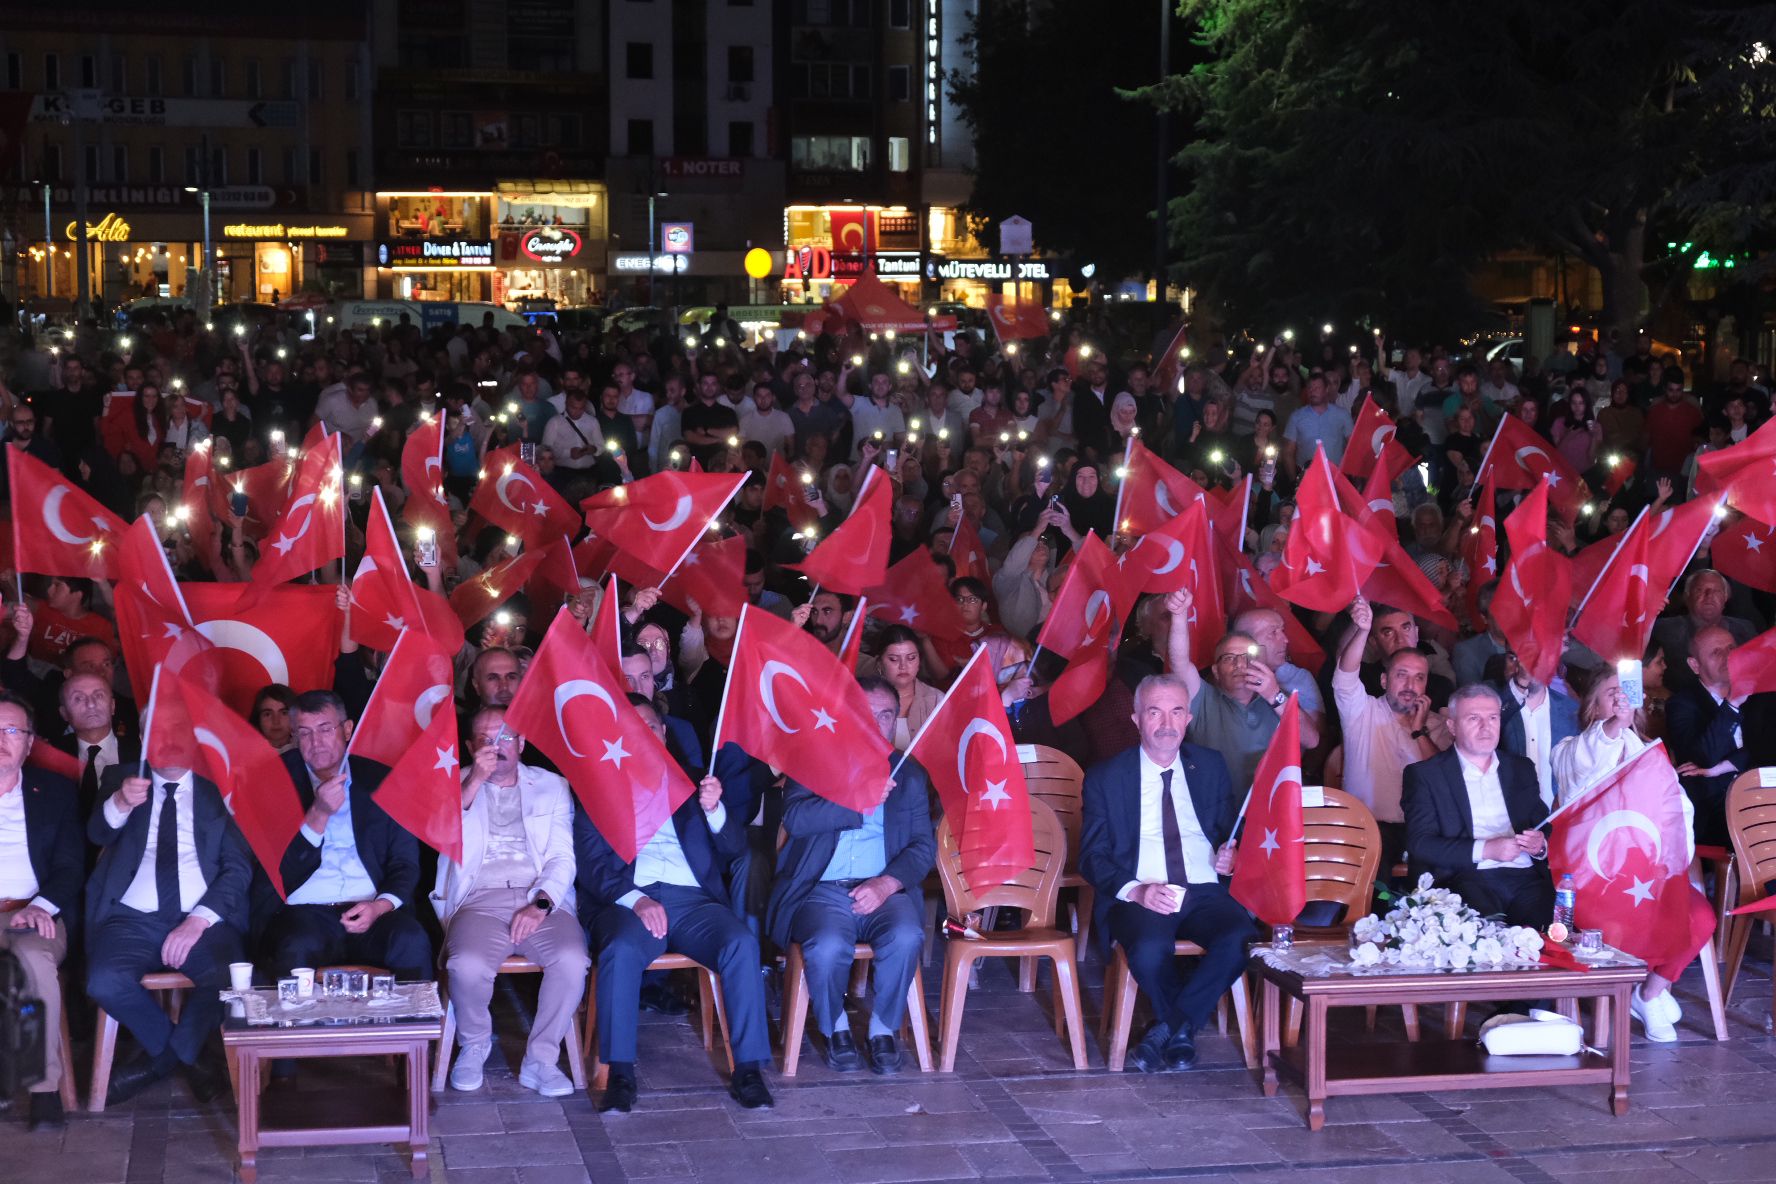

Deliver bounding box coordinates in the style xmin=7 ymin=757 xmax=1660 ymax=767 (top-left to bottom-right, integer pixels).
xmin=331 ymin=300 xmax=530 ymax=334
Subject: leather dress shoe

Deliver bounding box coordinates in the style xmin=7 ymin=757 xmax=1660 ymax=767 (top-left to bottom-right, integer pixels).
xmin=183 ymin=1058 xmax=231 ymax=1103
xmin=1129 ymin=1021 xmax=1172 ymax=1073
xmin=1162 ymin=1024 xmax=1198 ymax=1070
xmin=728 ymin=1065 xmax=774 ymax=1109
xmin=598 ymin=1070 xmax=639 ymax=1113
xmin=639 ymin=983 xmax=689 ymax=1015
xmin=27 ymin=1092 xmax=66 ymax=1131
xmin=823 ymin=1029 xmax=862 ymax=1072
xmin=106 ymin=1048 xmax=177 ymax=1107
xmin=867 ymin=1034 xmax=903 ymax=1076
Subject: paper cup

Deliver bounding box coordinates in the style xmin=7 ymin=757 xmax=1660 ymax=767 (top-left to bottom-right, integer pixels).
xmin=228 ymin=962 xmax=254 ymax=990
xmin=291 ymin=967 xmax=315 ymax=998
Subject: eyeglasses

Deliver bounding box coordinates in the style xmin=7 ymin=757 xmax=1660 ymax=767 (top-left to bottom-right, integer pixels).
xmin=954 ymin=594 xmax=983 ymax=606
xmin=294 ymin=722 xmax=343 ymax=743
xmin=0 ymin=726 xmax=34 ymax=739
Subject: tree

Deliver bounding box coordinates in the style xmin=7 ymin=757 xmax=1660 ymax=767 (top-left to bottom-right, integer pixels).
xmin=1159 ymin=0 xmax=1776 ymax=344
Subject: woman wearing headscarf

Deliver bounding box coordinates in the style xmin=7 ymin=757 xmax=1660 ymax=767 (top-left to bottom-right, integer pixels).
xmin=1058 ymin=462 xmax=1113 ymax=542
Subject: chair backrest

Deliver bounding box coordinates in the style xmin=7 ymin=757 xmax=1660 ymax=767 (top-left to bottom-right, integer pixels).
xmin=1019 ymin=744 xmax=1085 ymax=871
xmin=1321 ymin=744 xmax=1345 ymax=791
xmin=935 ymin=797 xmax=1065 ymax=927
xmin=1726 ymin=768 xmax=1776 ymax=904
xmin=1301 ymin=787 xmax=1380 ymax=917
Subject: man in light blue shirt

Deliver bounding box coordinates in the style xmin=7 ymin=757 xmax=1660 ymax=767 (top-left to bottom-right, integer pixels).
xmin=1281 ymin=375 xmax=1355 ymax=475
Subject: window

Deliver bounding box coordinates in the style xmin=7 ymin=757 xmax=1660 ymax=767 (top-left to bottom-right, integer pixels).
xmin=283 ymin=58 xmax=300 ymax=99
xmin=246 ymin=59 xmax=262 ymax=98
xmin=345 ymin=58 xmax=361 ymax=100
xmin=148 ymin=145 xmax=164 ymax=183
xmin=211 ymin=58 xmax=227 ymax=97
xmin=246 ymin=147 xmax=262 ymax=184
xmin=145 ymin=56 xmax=161 ymax=95
xmin=183 ymin=55 xmax=199 ymax=96
xmin=791 ymin=134 xmax=871 ymax=172
xmin=83 ymin=145 xmax=100 ymax=182
xmin=888 ymin=64 xmax=910 ymax=102
xmin=185 ymin=145 xmax=203 ymax=185
xmin=308 ymin=59 xmax=323 ymax=99
xmin=728 ymin=46 xmax=754 ymax=84
xmin=626 ymin=42 xmax=654 ymax=79
xmin=112 ymin=145 xmax=127 ymax=182
xmin=308 ymin=148 xmax=323 ymax=186
xmin=111 ymin=54 xmax=126 ymax=94
xmin=80 ymin=55 xmax=97 ymax=88
xmin=4 ymin=53 xmax=21 ymax=90
xmin=627 ymin=118 xmax=654 ymax=154
xmin=441 ymin=111 xmax=473 ymax=148
xmin=729 ymin=120 xmax=754 ymax=157
xmin=44 ymin=144 xmax=62 ymax=183
xmin=43 ymin=54 xmax=59 ymax=91
xmin=345 ymin=150 xmax=360 ymax=188
xmin=888 ymin=136 xmax=909 ymax=172
xmin=890 ymin=0 xmax=911 ymax=27
xmin=514 ymin=114 xmax=541 ymax=148
xmin=396 ymin=110 xmax=434 ymax=147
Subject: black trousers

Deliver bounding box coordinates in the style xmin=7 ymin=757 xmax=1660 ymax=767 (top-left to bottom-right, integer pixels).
xmin=1107 ymin=884 xmax=1255 ymax=1033
xmin=258 ymin=903 xmax=434 ymax=982
xmin=87 ymin=909 xmax=242 ymax=1066
xmin=1448 ymin=864 xmax=1555 ymax=929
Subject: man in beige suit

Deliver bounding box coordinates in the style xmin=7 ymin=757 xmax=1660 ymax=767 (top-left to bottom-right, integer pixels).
xmin=432 ymin=706 xmax=588 ymax=1097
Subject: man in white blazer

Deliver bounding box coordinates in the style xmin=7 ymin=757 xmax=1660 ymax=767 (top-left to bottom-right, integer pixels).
xmin=432 ymin=706 xmax=589 ymax=1097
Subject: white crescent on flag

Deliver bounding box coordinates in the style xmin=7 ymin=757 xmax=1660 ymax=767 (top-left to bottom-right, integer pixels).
xmin=42 ymin=486 xmax=97 ymax=547
xmin=643 ymin=493 xmax=694 ymax=533
xmin=496 ymin=469 xmax=536 ymax=515
xmin=958 ymin=716 xmax=1012 ymax=808
xmin=271 ymin=492 xmax=318 ymax=555
xmin=553 ymin=678 xmax=619 ymax=759
xmin=1584 ymin=810 xmax=1663 ymax=880
xmin=759 ymin=660 xmax=810 ymax=734
xmin=193 ymin=619 xmax=290 ymax=684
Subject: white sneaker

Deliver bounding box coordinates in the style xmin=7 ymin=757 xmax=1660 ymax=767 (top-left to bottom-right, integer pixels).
xmin=450 ymin=1040 xmax=492 ymax=1090
xmin=519 ymin=1059 xmax=574 ymax=1098
xmin=1654 ymin=988 xmax=1683 ymax=1026
xmin=1630 ymin=987 xmax=1677 ymax=1043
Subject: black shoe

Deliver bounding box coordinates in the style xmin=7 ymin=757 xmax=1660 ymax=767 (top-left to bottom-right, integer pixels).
xmin=1162 ymin=1024 xmax=1198 ymax=1071
xmin=867 ymin=1034 xmax=903 ymax=1076
xmin=26 ymin=1093 xmax=65 ymax=1131
xmin=727 ymin=1066 xmax=773 ymax=1110
xmin=268 ymin=1058 xmax=299 ymax=1088
xmin=1129 ymin=1020 xmax=1172 ymax=1074
xmin=106 ymin=1048 xmax=177 ymax=1107
xmin=598 ymin=1070 xmax=638 ymax=1114
xmin=182 ymin=1058 xmax=231 ymax=1104
xmin=823 ymin=1029 xmax=861 ymax=1072
xmin=639 ymin=983 xmax=690 ymax=1016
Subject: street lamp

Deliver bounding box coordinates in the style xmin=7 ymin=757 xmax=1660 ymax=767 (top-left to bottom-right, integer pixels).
xmin=184 ymin=184 xmax=212 ymax=310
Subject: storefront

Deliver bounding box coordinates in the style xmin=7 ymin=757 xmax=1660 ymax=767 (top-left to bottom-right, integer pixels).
xmin=923 ymin=205 xmax=1075 ymax=309
xmin=374 ymin=191 xmax=495 ymax=302
xmin=490 ymin=180 xmax=608 ymax=311
xmin=779 ymin=204 xmax=925 ymax=303
xmin=218 ymin=219 xmax=372 ymax=302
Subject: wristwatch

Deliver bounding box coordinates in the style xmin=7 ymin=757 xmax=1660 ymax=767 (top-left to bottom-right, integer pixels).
xmin=1270 ymin=691 xmax=1287 ymax=709
xmin=534 ymin=894 xmax=553 ymax=914
xmin=1410 ymin=727 xmax=1430 ymax=740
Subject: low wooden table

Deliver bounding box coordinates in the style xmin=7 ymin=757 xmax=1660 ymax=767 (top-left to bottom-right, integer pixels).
xmin=1252 ymin=945 xmax=1644 ymax=1130
xmin=222 ymin=994 xmax=442 ymax=1182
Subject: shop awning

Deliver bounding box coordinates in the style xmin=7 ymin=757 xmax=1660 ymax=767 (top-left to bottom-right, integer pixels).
xmin=825 ymin=271 xmax=957 ymax=332
xmin=494 ymin=180 xmax=602 ymax=207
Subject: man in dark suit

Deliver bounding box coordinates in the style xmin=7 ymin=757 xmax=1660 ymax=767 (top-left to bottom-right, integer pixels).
xmin=1079 ymin=673 xmax=1250 ymax=1073
xmin=574 ymin=695 xmax=773 ymax=1114
xmin=767 ymin=676 xmax=934 ymax=1076
xmin=52 ymin=670 xmax=141 ymax=827
xmin=1666 ymin=624 xmax=1753 ymax=847
xmin=1494 ymin=655 xmax=1581 ymax=810
xmin=0 ymin=691 xmax=84 ymax=1129
xmin=85 ymin=698 xmax=253 ymax=1106
xmin=256 ymin=690 xmax=431 ymax=983
xmin=1403 ymin=683 xmax=1553 ymax=926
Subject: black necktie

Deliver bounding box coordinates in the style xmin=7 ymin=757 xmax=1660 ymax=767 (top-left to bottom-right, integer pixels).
xmin=78 ymin=745 xmax=100 ymax=817
xmin=155 ymin=782 xmax=181 ymax=917
xmin=1159 ymin=768 xmax=1188 ymax=885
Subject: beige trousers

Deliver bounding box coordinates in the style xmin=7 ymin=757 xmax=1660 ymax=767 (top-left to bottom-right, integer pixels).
xmin=443 ymin=886 xmax=590 ymax=1066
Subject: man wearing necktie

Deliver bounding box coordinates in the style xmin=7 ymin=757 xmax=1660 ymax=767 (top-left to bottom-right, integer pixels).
xmin=1080 ymin=674 xmax=1252 ymax=1073
xmin=53 ymin=671 xmax=139 ymax=837
xmin=84 ymin=699 xmax=253 ymax=1106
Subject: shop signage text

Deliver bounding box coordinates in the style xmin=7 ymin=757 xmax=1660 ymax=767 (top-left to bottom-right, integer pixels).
xmin=521 ymin=228 xmax=583 ymax=262
xmin=224 ymin=223 xmax=351 ymax=239
xmin=377 ymin=239 xmax=496 ymax=267
xmin=926 ymin=257 xmax=1053 ymax=282
xmin=661 ymin=158 xmax=744 ymax=180
xmin=63 ymin=212 xmax=131 ymax=242
xmin=661 ymin=223 xmax=695 ymax=254
xmin=874 ymin=252 xmax=923 ymax=279
xmin=614 ymin=253 xmax=688 ymax=274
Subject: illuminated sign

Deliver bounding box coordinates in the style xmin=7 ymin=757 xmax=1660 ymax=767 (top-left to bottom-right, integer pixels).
xmin=926 ymin=256 xmax=1053 ymax=282
xmin=614 ymin=253 xmax=688 ymax=274
xmin=63 ymin=212 xmax=131 ymax=242
xmin=520 ymin=228 xmax=583 ymax=262
xmin=223 ymin=223 xmax=351 ymax=239
xmin=376 ymin=239 xmax=495 ymax=267
xmin=661 ymin=222 xmax=694 ymax=254
xmin=874 ymin=252 xmax=923 ymax=279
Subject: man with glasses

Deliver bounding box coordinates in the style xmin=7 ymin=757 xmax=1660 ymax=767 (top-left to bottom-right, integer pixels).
xmin=1163 ymin=621 xmax=1322 ymax=791
xmin=5 ymin=403 xmax=62 ymax=471
xmin=257 ymin=691 xmax=431 ymax=987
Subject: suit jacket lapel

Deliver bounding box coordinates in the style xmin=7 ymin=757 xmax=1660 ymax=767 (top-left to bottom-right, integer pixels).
xmin=1444 ymin=750 xmax=1477 ymax=839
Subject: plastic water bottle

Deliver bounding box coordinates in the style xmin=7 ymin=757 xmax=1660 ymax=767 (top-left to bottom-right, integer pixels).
xmin=1553 ymin=874 xmax=1577 ymax=931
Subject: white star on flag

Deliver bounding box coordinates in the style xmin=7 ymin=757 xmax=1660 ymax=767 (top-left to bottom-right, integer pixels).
xmin=600 ymin=737 xmax=630 ymax=767
xmin=1258 ymin=827 xmax=1280 ymax=856
xmin=897 ymin=605 xmax=919 ymax=624
xmin=384 ymin=614 xmax=407 ymax=632
xmin=811 ymin=707 xmax=837 ymax=732
xmin=530 ymin=500 xmax=550 ymax=517
xmin=1624 ymin=876 xmax=1656 ymax=906
xmin=162 ymin=622 xmax=185 ymax=640
xmin=1544 ymin=470 xmax=1561 ymax=486
xmin=433 ymin=745 xmax=459 ymax=774
xmin=1305 ymin=558 xmax=1325 ymax=576
xmin=1483 ymin=555 xmax=1497 ymax=574
xmin=271 ymin=532 xmax=299 ymax=556
xmin=1746 ymin=533 xmax=1764 ymax=553
xmin=980 ymin=779 xmax=1010 ymax=808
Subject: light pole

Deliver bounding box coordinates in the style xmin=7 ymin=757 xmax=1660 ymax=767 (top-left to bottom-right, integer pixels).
xmin=184 ymin=185 xmax=212 ymax=309
xmin=41 ymin=177 xmax=52 ymax=299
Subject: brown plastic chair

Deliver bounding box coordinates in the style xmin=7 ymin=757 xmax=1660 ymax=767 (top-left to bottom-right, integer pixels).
xmin=1723 ymin=769 xmax=1776 ymax=1019
xmin=55 ymin=973 xmax=77 ymax=1111
xmin=89 ymin=971 xmax=196 ymax=1112
xmin=582 ymin=953 xmax=728 ymax=1090
xmin=434 ymin=955 xmax=587 ymax=1092
xmin=1320 ymin=744 xmax=1345 ymax=791
xmin=1019 ymin=743 xmax=1095 ymax=968
xmin=934 ymin=798 xmax=1089 ymax=1072
xmin=778 ymin=943 xmax=934 ymax=1074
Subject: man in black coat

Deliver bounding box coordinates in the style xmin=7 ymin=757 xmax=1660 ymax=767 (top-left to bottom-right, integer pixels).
xmin=1079 ymin=673 xmax=1250 ymax=1074
xmin=1665 ymin=624 xmax=1755 ymax=847
xmin=0 ymin=691 xmax=84 ymax=1128
xmin=574 ymin=695 xmax=773 ymax=1114
xmin=256 ymin=690 xmax=431 ymax=982
xmin=1403 ymin=684 xmax=1553 ymax=926
xmin=51 ymin=670 xmax=141 ymax=829
xmin=767 ymin=677 xmax=934 ymax=1076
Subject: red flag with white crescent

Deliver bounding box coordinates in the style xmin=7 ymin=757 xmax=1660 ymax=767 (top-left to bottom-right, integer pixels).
xmin=347 ymin=630 xmax=458 ymax=771
xmin=582 ymin=470 xmax=747 ymax=574
xmin=373 ymin=704 xmax=464 ymax=863
xmin=1230 ymin=696 xmax=1306 ymax=926
xmin=470 ymin=445 xmax=581 ymax=546
xmin=8 ymin=447 xmax=128 ymax=579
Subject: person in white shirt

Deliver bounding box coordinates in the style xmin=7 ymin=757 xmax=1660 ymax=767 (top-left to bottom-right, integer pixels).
xmin=541 ymin=388 xmax=604 ymax=471
xmin=738 ymin=381 xmax=796 ymax=458
xmin=840 ymin=371 xmax=906 ymax=461
xmin=57 ymin=671 xmax=136 ymax=823
xmin=1479 ymin=359 xmax=1521 ymax=406
xmin=314 ymin=373 xmax=381 ymax=449
xmin=433 ymin=708 xmax=589 ymax=1099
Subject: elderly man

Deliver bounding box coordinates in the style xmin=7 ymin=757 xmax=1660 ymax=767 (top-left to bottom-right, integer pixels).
xmin=432 ymin=707 xmax=588 ymax=1098
xmin=1079 ymin=674 xmax=1250 ymax=1073
xmin=1333 ymin=597 xmax=1452 ymax=874
xmin=1666 ymin=625 xmax=1755 ymax=847
xmin=1651 ymin=570 xmax=1757 ymax=693
xmin=1403 ymin=684 xmax=1552 ymax=927
xmin=1229 ymin=607 xmax=1325 ymax=738
xmin=0 ymin=692 xmax=83 ymax=1129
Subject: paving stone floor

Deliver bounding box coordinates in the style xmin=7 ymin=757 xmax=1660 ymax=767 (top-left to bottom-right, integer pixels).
xmin=8 ymin=939 xmax=1776 ymax=1184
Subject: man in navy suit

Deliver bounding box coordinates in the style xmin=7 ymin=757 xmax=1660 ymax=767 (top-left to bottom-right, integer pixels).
xmin=0 ymin=691 xmax=84 ymax=1129
xmin=1403 ymin=683 xmax=1554 ymax=927
xmin=85 ymin=697 xmax=253 ymax=1106
xmin=575 ymin=695 xmax=773 ymax=1114
xmin=1080 ymin=673 xmax=1251 ymax=1073
xmin=51 ymin=670 xmax=140 ymax=829
xmin=257 ymin=690 xmax=432 ymax=984
xmin=1494 ymin=654 xmax=1580 ymax=810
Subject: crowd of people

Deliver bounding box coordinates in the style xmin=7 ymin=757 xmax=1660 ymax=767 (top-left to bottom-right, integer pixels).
xmin=0 ymin=302 xmax=1763 ymax=1131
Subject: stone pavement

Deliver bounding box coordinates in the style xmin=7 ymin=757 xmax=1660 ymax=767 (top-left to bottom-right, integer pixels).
xmin=7 ymin=942 xmax=1776 ymax=1184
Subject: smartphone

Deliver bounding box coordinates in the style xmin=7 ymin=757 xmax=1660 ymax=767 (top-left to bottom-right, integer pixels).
xmin=1047 ymin=495 xmax=1063 ymax=512
xmin=885 ymin=448 xmax=899 ymax=470
xmin=230 ymin=489 xmax=250 ymax=517
xmin=804 ymin=487 xmax=821 ymax=505
xmin=416 ymin=530 xmax=440 ymax=568
xmin=519 ymin=441 xmax=537 ymax=466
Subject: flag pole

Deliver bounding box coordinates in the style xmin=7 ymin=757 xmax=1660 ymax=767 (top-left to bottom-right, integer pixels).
xmin=657 ymin=472 xmax=749 ymax=587
xmin=1471 ymin=414 xmax=1508 ymax=491
xmin=1111 ymin=437 xmax=1134 ymax=540
xmin=137 ymin=663 xmax=163 ymax=779
xmin=1568 ymin=505 xmax=1648 ymax=625
xmin=706 ymin=603 xmax=752 ymax=764
xmin=891 ymin=643 xmax=990 ymax=783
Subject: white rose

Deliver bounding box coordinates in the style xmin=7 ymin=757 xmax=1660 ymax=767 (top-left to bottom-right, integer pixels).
xmin=1351 ymin=942 xmax=1382 ymax=967
xmin=1448 ymin=945 xmax=1472 ymax=969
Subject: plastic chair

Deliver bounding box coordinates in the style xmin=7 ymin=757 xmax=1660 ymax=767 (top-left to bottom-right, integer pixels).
xmin=1723 ymin=769 xmax=1776 ymax=1020
xmin=582 ymin=952 xmax=728 ymax=1091
xmin=778 ymin=943 xmax=933 ymax=1074
xmin=89 ymin=971 xmax=195 ymax=1112
xmin=433 ymin=956 xmax=587 ymax=1092
xmin=1019 ymin=744 xmax=1096 ymax=967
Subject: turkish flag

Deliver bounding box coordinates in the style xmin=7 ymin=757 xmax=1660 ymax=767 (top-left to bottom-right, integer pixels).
xmin=1491 ymin=482 xmax=1572 ymax=686
xmin=523 ymin=534 xmax=584 ymax=618
xmin=507 ymin=607 xmax=694 ymax=861
xmin=223 ymin=457 xmax=298 ymax=541
xmin=448 ymin=547 xmax=550 ymax=630
xmin=252 ymin=431 xmax=346 ymax=586
xmin=865 ymin=547 xmax=969 ymax=641
xmin=1150 ymin=321 xmax=1192 ymax=392
xmin=8 ymin=447 xmax=128 ymax=579
xmin=792 ymin=467 xmax=891 ymax=596
xmin=1048 ymin=623 xmax=1112 ymax=728
xmin=1205 ymin=475 xmax=1252 ymax=545
xmin=471 ymin=446 xmax=581 ymax=546
xmin=1118 ymin=437 xmax=1207 ymax=537
xmin=1696 ymin=414 xmax=1776 ymax=519
xmin=839 ymin=598 xmax=867 ymax=672
xmin=113 ymin=585 xmax=214 ymax=708
xmin=117 ymin=514 xmax=191 ymax=626
xmin=1729 ymin=620 xmax=1776 ymax=697
xmin=1036 ymin=532 xmax=1138 ymax=661
xmin=401 ymin=412 xmax=458 ymax=569
xmin=605 ymin=530 xmax=747 ymax=620
xmin=1601 ymin=453 xmax=1637 ymax=497
xmin=1230 ymin=696 xmax=1306 ymax=926
xmin=1269 ymin=450 xmax=1381 ymax=613
xmin=1340 ymin=396 xmax=1401 ymax=481
xmin=829 ymin=208 xmax=872 ymax=259
xmin=1479 ymin=415 xmax=1585 ymax=520
xmin=347 ymin=630 xmax=458 ymax=771
xmin=1548 ymin=743 xmax=1700 ymax=965
xmin=1712 ymin=513 xmax=1776 ymax=594
xmin=984 ymin=293 xmax=1051 ymax=341
xmin=1573 ymin=497 xmax=1718 ymax=662
xmin=1123 ymin=498 xmax=1224 ymax=667
xmin=715 ymin=605 xmax=892 ymax=812
xmin=1459 ymin=471 xmax=1499 ymax=630
xmin=1329 ymin=464 xmax=1458 ymax=632
xmin=349 ymin=489 xmax=464 ymax=654
xmin=26 ymin=736 xmax=81 ymax=781
xmin=178 ymin=582 xmax=343 ymax=715
xmin=582 ymin=470 xmax=747 ymax=574
xmin=1567 ymin=530 xmax=1618 ymax=614
xmin=373 ymin=702 xmax=464 ymax=863
xmin=764 ymin=452 xmax=820 ymax=531
xmin=180 ymin=443 xmax=222 ymax=575
xmin=948 ymin=514 xmax=992 ymax=588
xmin=590 ymin=574 xmax=624 ymax=675
xmin=1224 ymin=550 xmax=1325 ymax=669
xmin=907 ymin=650 xmax=1035 ymax=888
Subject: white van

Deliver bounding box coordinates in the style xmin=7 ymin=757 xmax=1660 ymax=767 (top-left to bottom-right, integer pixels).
xmin=331 ymin=299 xmax=530 ymax=334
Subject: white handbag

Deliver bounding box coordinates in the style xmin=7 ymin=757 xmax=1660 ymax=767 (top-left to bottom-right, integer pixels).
xmin=1477 ymin=1008 xmax=1584 ymax=1056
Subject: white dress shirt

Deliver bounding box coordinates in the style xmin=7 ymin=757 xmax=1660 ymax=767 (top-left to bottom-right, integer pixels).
xmin=1118 ymin=750 xmax=1217 ymax=899
xmin=0 ymin=775 xmax=53 ymax=912
xmin=1458 ymin=751 xmax=1532 ymax=870
xmin=1509 ymin=683 xmax=1555 ymax=809
xmin=104 ymin=770 xmax=222 ymax=923
xmin=76 ymin=732 xmax=120 ymax=786
xmin=620 ymin=804 xmax=727 ymax=909
xmin=286 ymin=766 xmax=391 ymax=908
xmin=1332 ymin=667 xmax=1448 ymax=824
xmin=541 ymin=410 xmax=604 ymax=469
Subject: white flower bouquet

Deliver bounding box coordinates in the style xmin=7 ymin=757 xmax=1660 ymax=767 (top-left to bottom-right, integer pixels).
xmin=1348 ymin=875 xmax=1544 ymax=971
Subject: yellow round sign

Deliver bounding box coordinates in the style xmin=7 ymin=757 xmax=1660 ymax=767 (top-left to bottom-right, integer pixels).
xmin=744 ymin=247 xmax=774 ymax=279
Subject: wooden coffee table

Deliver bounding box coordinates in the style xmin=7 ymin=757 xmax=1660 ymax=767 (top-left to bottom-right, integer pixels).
xmin=1252 ymin=946 xmax=1644 ymax=1130
xmin=222 ymin=1004 xmax=443 ymax=1182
